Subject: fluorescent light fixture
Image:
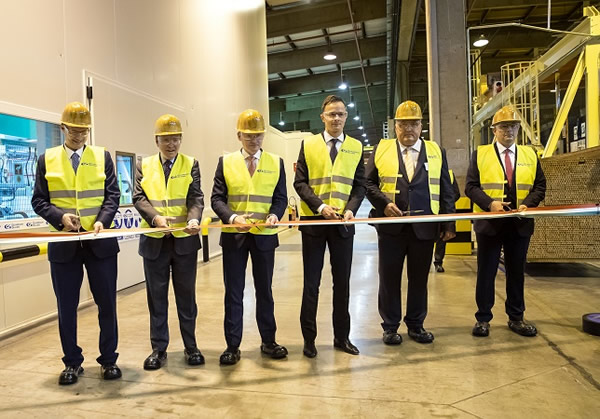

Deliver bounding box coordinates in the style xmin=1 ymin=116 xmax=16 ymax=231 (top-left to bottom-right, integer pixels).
xmin=473 ymin=34 xmax=489 ymax=47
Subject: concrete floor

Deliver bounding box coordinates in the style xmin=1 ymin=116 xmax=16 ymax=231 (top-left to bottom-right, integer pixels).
xmin=0 ymin=218 xmax=599 ymax=418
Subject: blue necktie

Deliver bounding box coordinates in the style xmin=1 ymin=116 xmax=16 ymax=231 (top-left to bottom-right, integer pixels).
xmin=71 ymin=153 xmax=80 ymax=173
xmin=163 ymin=159 xmax=173 ymax=184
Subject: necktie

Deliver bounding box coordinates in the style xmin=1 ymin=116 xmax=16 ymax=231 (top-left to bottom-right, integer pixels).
xmin=247 ymin=156 xmax=256 ymax=176
xmin=404 ymin=147 xmax=414 ymax=182
xmin=504 ymin=149 xmax=513 ymax=187
xmin=71 ymin=153 xmax=80 ymax=174
xmin=329 ymin=138 xmax=338 ymax=163
xmin=163 ymin=159 xmax=173 ymax=185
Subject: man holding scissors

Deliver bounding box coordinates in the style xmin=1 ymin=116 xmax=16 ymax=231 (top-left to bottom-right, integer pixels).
xmin=365 ymin=100 xmax=456 ymax=345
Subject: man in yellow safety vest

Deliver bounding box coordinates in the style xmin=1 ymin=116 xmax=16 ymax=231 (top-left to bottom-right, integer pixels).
xmin=32 ymin=102 xmax=121 ymax=385
xmin=133 ymin=114 xmax=205 ymax=369
xmin=294 ymin=95 xmax=366 ymax=358
xmin=465 ymin=105 xmax=546 ymax=338
xmin=365 ymin=100 xmax=456 ymax=345
xmin=211 ymin=109 xmax=288 ymax=365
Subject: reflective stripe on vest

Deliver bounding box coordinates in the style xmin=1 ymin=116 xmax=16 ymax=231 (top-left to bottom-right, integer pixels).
xmin=374 ymin=139 xmax=442 ymax=214
xmin=474 ymin=143 xmax=537 ymax=212
xmin=140 ymin=153 xmax=194 ymax=238
xmin=299 ymin=134 xmax=362 ymax=216
xmin=45 ymin=145 xmax=106 ymax=231
xmin=222 ymin=151 xmax=280 ymax=235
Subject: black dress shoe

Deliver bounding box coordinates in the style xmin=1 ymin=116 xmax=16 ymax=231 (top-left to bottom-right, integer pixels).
xmin=333 ymin=338 xmax=360 ymax=355
xmin=59 ymin=365 xmax=83 ymax=385
xmin=303 ymin=341 xmax=317 ymax=358
xmin=382 ymin=330 xmax=403 ymax=345
xmin=101 ymin=363 xmax=122 ymax=380
xmin=435 ymin=264 xmax=445 ymax=273
xmin=219 ymin=347 xmax=241 ymax=365
xmin=472 ymin=321 xmax=490 ymax=337
xmin=144 ymin=350 xmax=167 ymax=370
xmin=407 ymin=327 xmax=434 ymax=343
xmin=184 ymin=347 xmax=205 ymax=366
xmin=260 ymin=342 xmax=288 ymax=359
xmin=508 ymin=320 xmax=537 ymax=337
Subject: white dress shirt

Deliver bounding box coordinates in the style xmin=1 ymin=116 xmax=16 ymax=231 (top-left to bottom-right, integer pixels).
xmin=495 ymin=141 xmax=516 ymax=174
xmin=398 ymin=138 xmax=422 ymax=172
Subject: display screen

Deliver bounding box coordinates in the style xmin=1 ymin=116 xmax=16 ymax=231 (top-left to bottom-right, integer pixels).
xmin=116 ymin=152 xmax=135 ymax=206
xmin=0 ymin=112 xmax=62 ymax=220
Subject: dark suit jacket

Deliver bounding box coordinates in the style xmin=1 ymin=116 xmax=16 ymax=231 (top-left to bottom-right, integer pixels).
xmin=465 ymin=144 xmax=546 ymax=237
xmin=133 ymin=154 xmax=204 ymax=260
xmin=365 ymin=139 xmax=456 ymax=241
xmin=293 ymin=136 xmax=366 ymax=238
xmin=210 ymin=151 xmax=287 ymax=251
xmin=31 ymin=147 xmax=120 ymax=263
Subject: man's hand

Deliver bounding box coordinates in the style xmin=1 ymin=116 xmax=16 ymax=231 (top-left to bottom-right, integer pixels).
xmin=489 ymin=201 xmax=511 ymax=212
xmin=154 ymin=215 xmax=176 ymax=236
xmin=184 ymin=219 xmax=200 ymax=235
xmin=266 ymin=214 xmax=279 ymax=227
xmin=321 ymin=205 xmax=341 ymax=220
xmin=93 ymin=221 xmax=104 ymax=235
xmin=233 ymin=214 xmax=254 ymax=232
xmin=61 ymin=213 xmax=81 ymax=232
xmin=440 ymin=231 xmax=456 ymax=241
xmin=518 ymin=204 xmax=528 ymax=212
xmin=343 ymin=209 xmax=354 ymax=221
xmin=384 ymin=203 xmax=403 ymax=217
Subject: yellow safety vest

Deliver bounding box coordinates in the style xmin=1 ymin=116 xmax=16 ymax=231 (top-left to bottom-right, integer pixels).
xmin=45 ymin=145 xmax=107 ymax=231
xmin=140 ymin=153 xmax=194 ymax=238
xmin=222 ymin=151 xmax=280 ymax=235
xmin=474 ymin=144 xmax=537 ymax=212
xmin=374 ymin=139 xmax=443 ymax=214
xmin=299 ymin=134 xmax=363 ymax=216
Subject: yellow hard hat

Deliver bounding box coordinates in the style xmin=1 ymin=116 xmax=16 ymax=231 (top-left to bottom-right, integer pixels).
xmin=154 ymin=114 xmax=183 ymax=136
xmin=492 ymin=105 xmax=520 ymax=126
xmin=61 ymin=102 xmax=91 ymax=128
xmin=237 ymin=109 xmax=265 ymax=134
xmin=394 ymin=100 xmax=422 ymax=120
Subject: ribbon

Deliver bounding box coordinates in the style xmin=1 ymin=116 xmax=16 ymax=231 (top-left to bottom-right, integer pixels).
xmin=0 ymin=203 xmax=598 ymax=245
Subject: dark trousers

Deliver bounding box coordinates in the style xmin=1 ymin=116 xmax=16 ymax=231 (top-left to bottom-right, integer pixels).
xmin=50 ymin=246 xmax=118 ymax=367
xmin=143 ymin=236 xmax=198 ymax=352
xmin=377 ymin=227 xmax=434 ymax=331
xmin=300 ymin=227 xmax=353 ymax=342
xmin=475 ymin=230 xmax=531 ymax=322
xmin=434 ymin=238 xmax=446 ymax=265
xmin=222 ymin=235 xmax=277 ymax=348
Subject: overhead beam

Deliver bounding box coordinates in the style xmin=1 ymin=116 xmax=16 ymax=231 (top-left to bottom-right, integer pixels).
xmin=268 ymin=36 xmax=386 ymax=74
xmin=269 ymin=85 xmax=387 ymax=112
xmin=414 ymin=30 xmax=556 ymax=53
xmin=267 ymin=0 xmax=386 ymax=38
xmin=272 ymin=99 xmax=387 ymax=123
xmin=468 ymin=0 xmax=581 ymax=10
xmin=268 ymin=65 xmax=387 ymax=97
xmin=398 ymin=0 xmax=420 ymax=61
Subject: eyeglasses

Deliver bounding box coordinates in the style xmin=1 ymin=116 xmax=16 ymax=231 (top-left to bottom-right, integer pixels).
xmin=396 ymin=121 xmax=421 ymax=129
xmin=158 ymin=137 xmax=182 ymax=145
xmin=323 ymin=111 xmax=348 ymax=119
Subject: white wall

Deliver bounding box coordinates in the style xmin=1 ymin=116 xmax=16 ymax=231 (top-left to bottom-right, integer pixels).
xmin=0 ymin=0 xmax=272 ymax=336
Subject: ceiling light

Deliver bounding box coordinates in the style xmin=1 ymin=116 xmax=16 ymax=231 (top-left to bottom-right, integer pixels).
xmin=278 ymin=120 xmax=285 ymax=126
xmin=361 ymin=133 xmax=367 ymax=137
xmin=358 ymin=122 xmax=363 ymax=130
xmin=324 ymin=40 xmax=337 ymax=61
xmin=338 ymin=79 xmax=347 ymax=90
xmin=347 ymin=95 xmax=355 ymax=108
xmin=473 ymin=34 xmax=489 ymax=47
xmin=278 ymin=111 xmax=285 ymax=126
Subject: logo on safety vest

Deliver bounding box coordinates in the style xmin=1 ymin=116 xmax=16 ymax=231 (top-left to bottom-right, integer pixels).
xmin=257 ymin=169 xmax=275 ymax=174
xmin=170 ymin=174 xmax=188 ymax=179
xmin=80 ymin=162 xmax=98 ymax=167
xmin=341 ymin=149 xmax=359 ymax=154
